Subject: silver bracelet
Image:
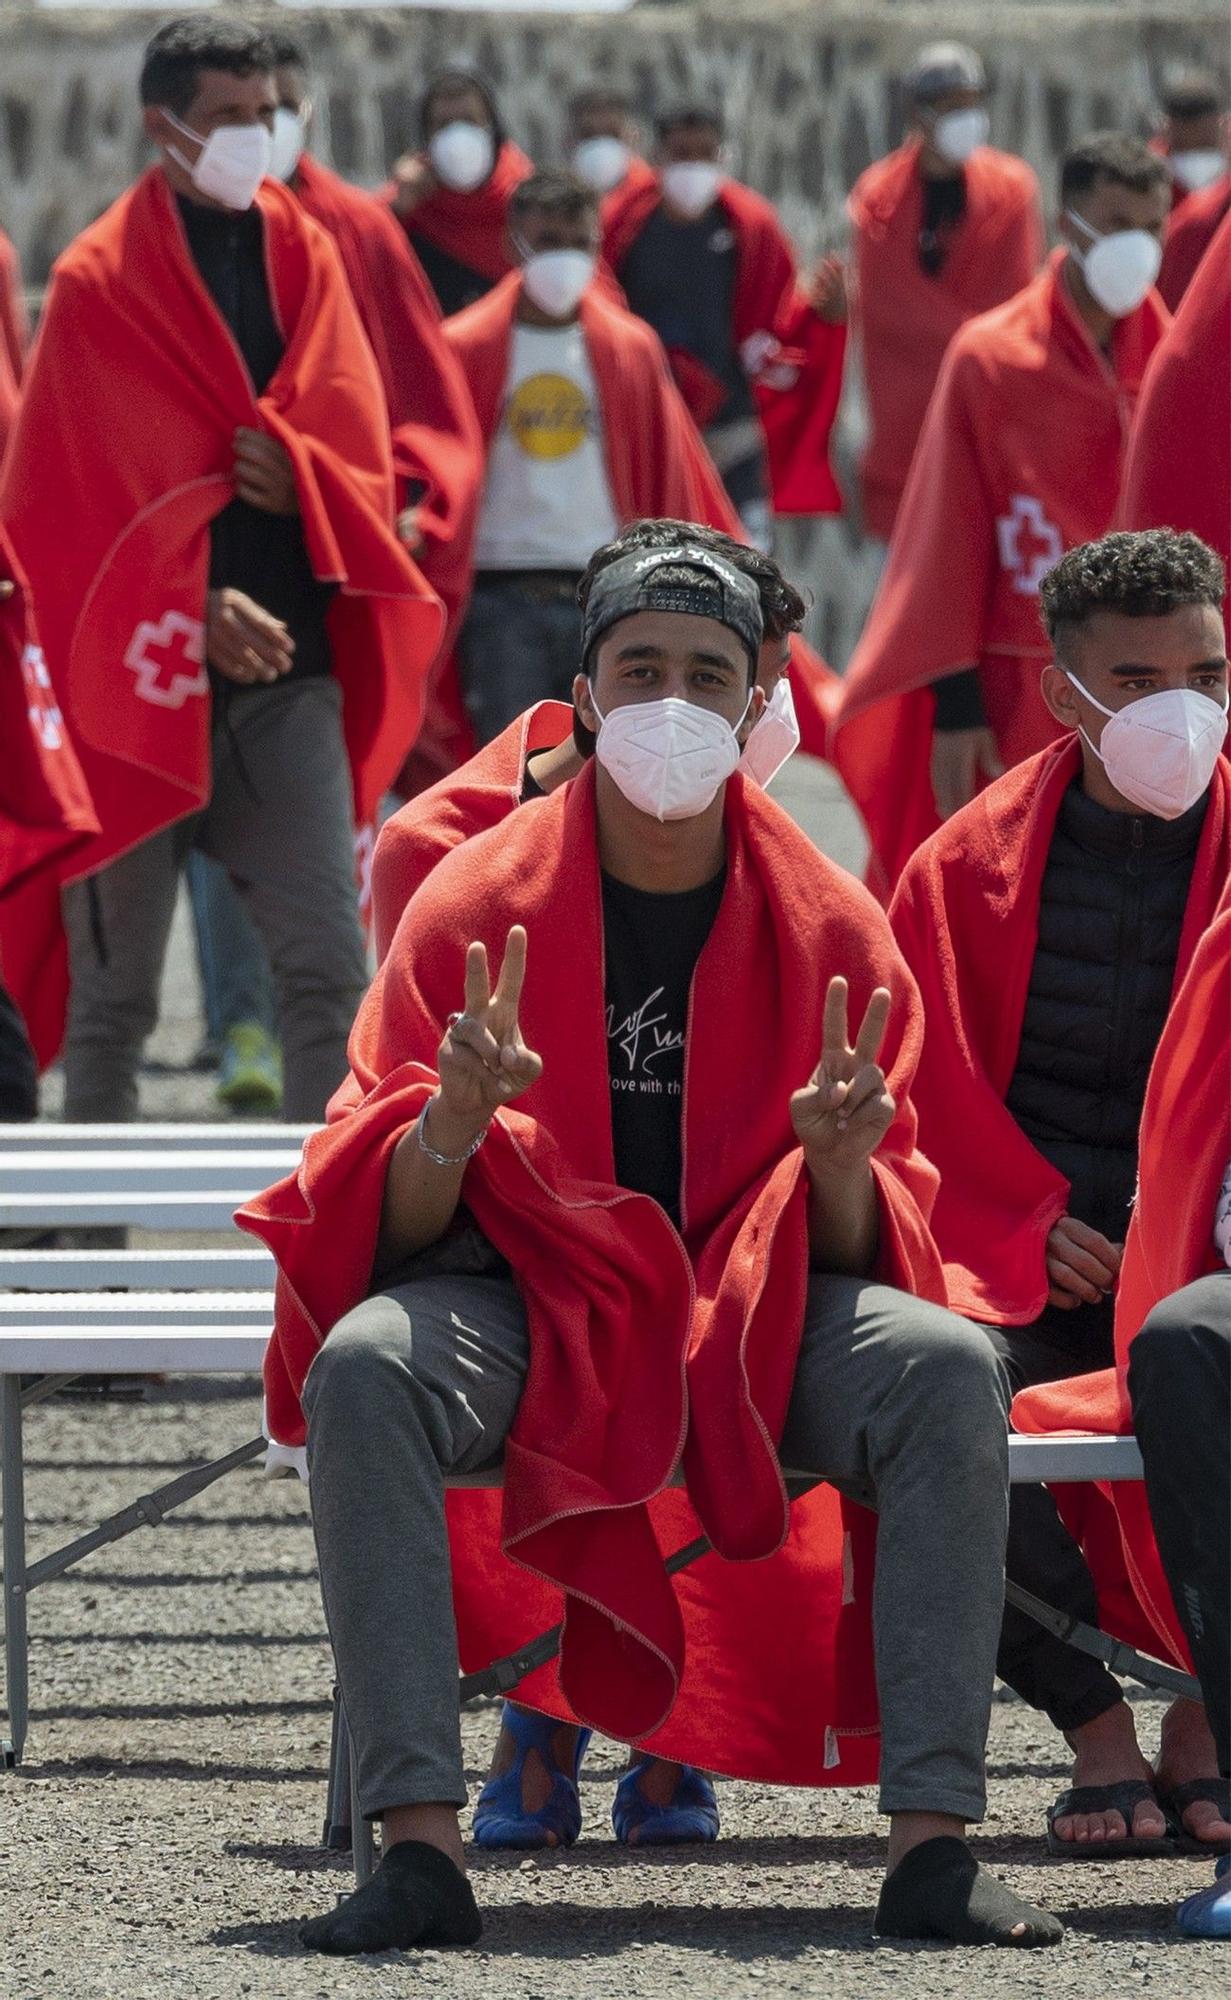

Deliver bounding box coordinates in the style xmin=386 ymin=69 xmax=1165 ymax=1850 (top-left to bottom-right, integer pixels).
xmin=416 ymin=1098 xmax=488 ymax=1168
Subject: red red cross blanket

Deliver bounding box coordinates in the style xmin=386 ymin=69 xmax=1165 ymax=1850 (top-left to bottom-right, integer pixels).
xmin=831 ymin=256 xmax=1169 ymax=899
xmin=241 ymin=762 xmax=944 ymax=1777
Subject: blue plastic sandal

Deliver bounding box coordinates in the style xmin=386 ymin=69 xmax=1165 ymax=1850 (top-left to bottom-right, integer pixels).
xmin=472 ymin=1704 xmax=592 ymax=1850
xmin=612 ymin=1759 xmax=720 ymax=1846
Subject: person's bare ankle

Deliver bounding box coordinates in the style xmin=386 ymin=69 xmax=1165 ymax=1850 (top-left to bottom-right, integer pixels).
xmin=382 ymin=1802 xmax=466 ymax=1874
xmin=886 ymin=1809 xmax=966 ymax=1873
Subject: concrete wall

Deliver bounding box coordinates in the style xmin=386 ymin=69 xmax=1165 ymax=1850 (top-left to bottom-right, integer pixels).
xmin=1 ymin=4 xmax=1224 ymax=662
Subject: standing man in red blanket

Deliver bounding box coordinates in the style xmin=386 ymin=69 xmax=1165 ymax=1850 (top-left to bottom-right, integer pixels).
xmin=0 ymin=16 xmax=442 ymax=1121
xmin=848 ymin=42 xmax=1042 ymax=544
xmin=1120 ymin=208 xmax=1231 ymax=588
xmin=269 ymin=35 xmax=482 ymax=633
xmin=443 ymin=171 xmax=757 ymax=747
xmin=833 ymin=132 xmax=1171 ymax=898
xmin=567 ymin=86 xmax=656 ymax=212
xmin=245 ymin=529 xmax=1063 ymax=1956
xmin=603 ymin=102 xmax=846 ymax=544
xmin=1154 ymin=69 xmax=1230 ymax=311
xmin=389 ymin=68 xmax=533 ymax=319
xmin=890 ymin=529 xmax=1230 ymax=1860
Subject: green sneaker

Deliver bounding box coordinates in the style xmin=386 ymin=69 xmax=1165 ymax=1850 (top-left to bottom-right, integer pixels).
xmin=216 ymin=1021 xmax=283 ymax=1114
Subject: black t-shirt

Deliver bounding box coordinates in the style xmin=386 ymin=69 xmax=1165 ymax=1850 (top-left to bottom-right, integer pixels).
xmin=408 ymin=228 xmax=493 ymax=319
xmin=602 ymin=864 xmax=726 ymax=1223
xmin=619 ymin=203 xmax=754 ymax=429
xmin=918 ymin=171 xmax=967 ymax=276
xmin=178 ymin=197 xmax=335 ymax=687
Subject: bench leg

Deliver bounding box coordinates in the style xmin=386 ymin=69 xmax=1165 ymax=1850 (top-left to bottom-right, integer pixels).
xmin=348 ymin=1715 xmax=377 ymax=1887
xmin=323 ymin=1685 xmax=353 ymax=1850
xmin=1 ymin=1374 xmax=29 ymax=1766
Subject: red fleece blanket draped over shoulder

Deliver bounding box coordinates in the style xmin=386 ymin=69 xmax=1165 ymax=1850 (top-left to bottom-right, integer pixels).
xmin=1158 ymin=174 xmax=1231 ymax=313
xmin=0 ymin=531 xmax=98 ymax=1064
xmin=294 ymin=154 xmax=482 ymax=634
xmin=409 ymin=275 xmax=837 ymax=785
xmin=0 ymin=171 xmax=443 ymax=893
xmin=1119 ymin=208 xmax=1231 ymax=601
xmin=242 ymin=765 xmax=943 ymax=1775
xmin=603 ymin=177 xmax=844 ymax=517
xmin=393 ymin=140 xmax=533 ymax=288
xmin=832 ymin=257 xmax=1169 ymax=899
xmin=889 ymin=740 xmax=1231 ymax=1325
xmin=848 ymin=140 xmax=1043 ymax=539
xmin=1013 ymin=883 xmax=1231 ymax=1668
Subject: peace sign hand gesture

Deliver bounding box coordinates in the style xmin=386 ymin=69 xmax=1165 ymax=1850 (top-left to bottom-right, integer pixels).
xmin=790 ymin=976 xmax=896 ymax=1176
xmin=430 ymin=926 xmax=544 ymax=1154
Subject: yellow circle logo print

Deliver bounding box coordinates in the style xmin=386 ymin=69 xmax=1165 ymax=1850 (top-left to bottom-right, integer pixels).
xmin=506 ymin=373 xmax=591 ymax=460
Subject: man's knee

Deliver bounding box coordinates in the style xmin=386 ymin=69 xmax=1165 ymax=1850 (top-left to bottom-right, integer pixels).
xmin=894 ymin=1295 xmax=1012 ymax=1421
xmin=1129 ymin=1280 xmax=1230 ymax=1421
xmin=303 ymin=1294 xmax=412 ymax=1428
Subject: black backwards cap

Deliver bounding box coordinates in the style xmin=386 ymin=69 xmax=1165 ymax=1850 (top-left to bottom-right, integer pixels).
xmin=581 ymin=547 xmax=763 ymax=672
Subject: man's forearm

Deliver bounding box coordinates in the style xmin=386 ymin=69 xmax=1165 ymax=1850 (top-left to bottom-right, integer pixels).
xmin=806 ymin=1159 xmax=880 ymax=1275
xmin=375 ymin=1099 xmax=487 ymax=1278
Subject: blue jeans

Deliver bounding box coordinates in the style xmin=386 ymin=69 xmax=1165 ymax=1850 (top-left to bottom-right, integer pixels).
xmin=456 ymin=572 xmax=583 ymax=747
xmin=186 ymin=849 xmax=276 ymax=1044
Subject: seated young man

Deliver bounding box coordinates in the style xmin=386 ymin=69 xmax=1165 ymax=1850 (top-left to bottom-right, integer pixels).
xmin=890 ymin=528 xmax=1230 ymax=1857
xmin=244 ymin=530 xmax=1061 ymax=1954
xmin=1125 ymin=888 xmax=1231 ymax=1934
xmin=345 ymin=521 xmax=808 ymax=1851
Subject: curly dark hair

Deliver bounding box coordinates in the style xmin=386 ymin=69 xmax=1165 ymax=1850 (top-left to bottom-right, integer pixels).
xmin=1060 ymin=131 xmax=1171 ymax=204
xmin=140 ymin=17 xmax=274 ymax=113
xmin=1039 ymin=529 xmax=1227 ymax=647
xmin=578 ymin=519 xmax=808 ymax=641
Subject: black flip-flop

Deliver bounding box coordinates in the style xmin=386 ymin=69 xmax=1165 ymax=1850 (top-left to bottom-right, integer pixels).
xmin=1155 ymin=1777 xmax=1231 ymax=1856
xmin=1045 ymin=1779 xmax=1175 ymax=1859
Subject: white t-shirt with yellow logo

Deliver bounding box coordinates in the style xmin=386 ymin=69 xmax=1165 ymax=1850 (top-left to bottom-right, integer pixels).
xmin=472 ymin=323 xmax=620 ymax=570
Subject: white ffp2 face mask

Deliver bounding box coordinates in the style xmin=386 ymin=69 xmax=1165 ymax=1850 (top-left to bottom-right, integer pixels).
xmin=428 ymin=120 xmax=495 ymax=192
xmin=739 ymin=675 xmax=800 ymax=789
xmin=661 ymin=161 xmax=724 ymax=219
xmin=1170 ymin=148 xmax=1226 ymax=193
xmin=573 ymin=136 xmax=632 ymax=194
xmin=1065 ymin=210 xmax=1162 ymax=317
xmin=590 ymin=688 xmax=751 ymax=821
xmin=269 ymin=105 xmax=308 ymax=183
xmin=164 ymin=111 xmax=272 ymax=212
xmin=519 ymin=248 xmax=595 ymax=318
xmin=930 ymin=107 xmax=990 ymax=164
xmin=1065 ymin=669 xmax=1229 ymax=819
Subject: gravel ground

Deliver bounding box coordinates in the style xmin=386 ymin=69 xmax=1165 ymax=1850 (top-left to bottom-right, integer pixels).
xmin=6 ymin=764 xmax=1225 ymax=1997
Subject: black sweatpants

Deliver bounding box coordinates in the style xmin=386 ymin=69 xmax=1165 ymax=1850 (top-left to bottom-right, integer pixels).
xmin=1129 ymin=1272 xmax=1231 ymax=1775
xmin=981 ymin=1307 xmax=1127 ymax=1733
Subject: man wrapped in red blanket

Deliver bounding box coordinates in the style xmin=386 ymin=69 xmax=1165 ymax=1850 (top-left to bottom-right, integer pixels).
xmin=891 ymin=528 xmax=1229 ymax=1862
xmin=242 ymin=527 xmax=1062 ymax=1955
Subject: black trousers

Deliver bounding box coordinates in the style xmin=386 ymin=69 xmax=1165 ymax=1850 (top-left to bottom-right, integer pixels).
xmin=1129 ymin=1272 xmax=1231 ymax=1775
xmin=981 ymin=1305 xmax=1127 ymax=1734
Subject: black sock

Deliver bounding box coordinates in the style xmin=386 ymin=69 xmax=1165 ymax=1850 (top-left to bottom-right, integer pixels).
xmin=300 ymin=1839 xmax=482 ymax=1956
xmin=875 ymin=1837 xmax=1064 ymax=1949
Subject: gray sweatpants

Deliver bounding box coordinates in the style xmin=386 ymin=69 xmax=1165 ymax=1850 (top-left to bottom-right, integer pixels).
xmin=61 ymin=678 xmax=367 ymax=1124
xmin=305 ymin=1269 xmax=1010 ymax=1824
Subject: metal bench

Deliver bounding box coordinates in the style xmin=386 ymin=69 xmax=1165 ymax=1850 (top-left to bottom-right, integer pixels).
xmin=0 ymin=1124 xmax=1195 ymax=1889
xmin=0 ymin=1123 xmax=310 ymax=1770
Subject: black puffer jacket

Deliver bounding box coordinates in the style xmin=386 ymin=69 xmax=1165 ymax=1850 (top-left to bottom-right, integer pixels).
xmin=1005 ymin=780 xmax=1208 ymax=1249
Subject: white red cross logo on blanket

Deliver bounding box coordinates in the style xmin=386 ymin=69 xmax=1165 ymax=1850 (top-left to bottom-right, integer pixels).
xmin=996 ymin=495 xmax=1064 ymax=597
xmin=21 ymin=644 xmax=64 ymax=752
xmin=124 ymin=611 xmax=208 ymax=709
